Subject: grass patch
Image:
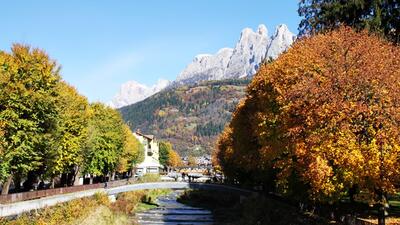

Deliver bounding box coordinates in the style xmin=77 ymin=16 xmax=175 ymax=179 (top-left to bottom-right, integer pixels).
xmin=111 ymin=188 xmax=171 ymax=214
xmin=137 ymin=173 xmax=160 ymax=183
xmin=136 ymin=202 xmax=158 ymax=212
xmin=1 ymin=189 xmax=172 ymax=225
xmin=78 ymin=205 xmax=129 ymax=225
xmin=0 ymin=192 xmax=111 ymax=225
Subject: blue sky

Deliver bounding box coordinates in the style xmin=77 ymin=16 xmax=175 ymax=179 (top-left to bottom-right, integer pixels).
xmin=1 ymin=1 xmax=300 ymax=102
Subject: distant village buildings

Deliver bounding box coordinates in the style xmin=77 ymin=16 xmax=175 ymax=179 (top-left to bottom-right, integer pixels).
xmin=133 ymin=131 xmax=162 ymax=175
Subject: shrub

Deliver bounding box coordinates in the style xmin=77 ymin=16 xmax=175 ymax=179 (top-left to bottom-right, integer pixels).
xmin=111 ymin=190 xmax=147 ymax=214
xmin=0 ymin=196 xmax=99 ymax=225
xmin=137 ymin=173 xmax=160 ymax=183
xmin=93 ymin=192 xmax=110 ymax=206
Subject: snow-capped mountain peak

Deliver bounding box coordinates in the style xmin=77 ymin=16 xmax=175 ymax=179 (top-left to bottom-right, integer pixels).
xmin=110 ymin=23 xmax=296 ymax=108
xmin=266 ymin=24 xmax=296 ymax=59
xmin=194 ymin=54 xmax=212 ymax=62
xmin=257 ymin=24 xmax=268 ymax=36
xmin=109 ymin=79 xmax=170 ymax=108
xmin=175 ymin=24 xmax=295 ymax=85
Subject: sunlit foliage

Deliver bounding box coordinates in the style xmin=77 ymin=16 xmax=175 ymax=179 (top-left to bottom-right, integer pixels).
xmin=0 ymin=44 xmax=144 ymax=194
xmin=159 ymin=141 xmax=182 ymax=168
xmin=215 ymin=27 xmax=400 ymax=202
xmin=0 ymin=45 xmax=61 ymax=192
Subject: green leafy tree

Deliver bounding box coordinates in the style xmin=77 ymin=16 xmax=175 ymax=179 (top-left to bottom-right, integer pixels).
xmin=298 ymin=0 xmax=400 ymax=43
xmin=159 ymin=141 xmax=182 ymax=168
xmin=83 ymin=103 xmax=124 ymax=183
xmin=0 ymin=44 xmax=61 ymax=194
xmin=46 ymin=81 xmax=89 ymax=186
xmin=159 ymin=141 xmax=171 ymax=167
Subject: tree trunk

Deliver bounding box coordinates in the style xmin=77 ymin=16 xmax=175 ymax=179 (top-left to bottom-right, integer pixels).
xmin=378 ymin=142 xmax=386 ymax=225
xmin=89 ymin=175 xmax=93 ymax=184
xmin=130 ymin=168 xmax=134 ymax=178
xmin=50 ymin=177 xmax=55 ymax=189
xmin=73 ymin=166 xmax=81 ymax=186
xmin=378 ymin=190 xmax=386 ymax=225
xmin=111 ymin=171 xmax=116 ymax=181
xmin=1 ymin=175 xmax=13 ymax=195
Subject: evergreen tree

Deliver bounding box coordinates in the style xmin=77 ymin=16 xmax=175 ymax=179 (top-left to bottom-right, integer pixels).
xmin=159 ymin=141 xmax=171 ymax=167
xmin=299 ymin=0 xmax=400 ymax=43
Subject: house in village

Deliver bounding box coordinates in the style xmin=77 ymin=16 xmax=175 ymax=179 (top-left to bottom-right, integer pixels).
xmin=133 ymin=131 xmax=162 ymax=175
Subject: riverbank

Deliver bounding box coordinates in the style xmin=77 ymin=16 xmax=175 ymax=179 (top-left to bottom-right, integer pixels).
xmin=0 ymin=189 xmax=171 ymax=225
xmin=177 ymin=189 xmax=329 ymax=225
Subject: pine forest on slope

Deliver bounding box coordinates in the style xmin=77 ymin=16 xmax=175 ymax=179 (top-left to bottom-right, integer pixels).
xmin=119 ymin=79 xmax=250 ymax=156
xmin=118 ymin=24 xmax=295 ymax=156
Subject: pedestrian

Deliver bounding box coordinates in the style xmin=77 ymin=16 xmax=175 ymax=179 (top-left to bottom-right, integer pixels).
xmin=181 ymin=172 xmax=186 ymax=181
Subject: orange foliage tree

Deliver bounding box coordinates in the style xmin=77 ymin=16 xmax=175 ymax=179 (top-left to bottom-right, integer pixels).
xmin=214 ymin=27 xmax=400 ymax=205
xmin=167 ymin=148 xmax=182 ymax=168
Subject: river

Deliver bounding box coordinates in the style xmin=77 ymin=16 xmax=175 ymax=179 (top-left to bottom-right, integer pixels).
xmin=135 ymin=190 xmax=214 ymax=225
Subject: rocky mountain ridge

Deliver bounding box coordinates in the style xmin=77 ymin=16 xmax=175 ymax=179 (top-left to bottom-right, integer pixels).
xmin=110 ymin=24 xmax=295 ymax=108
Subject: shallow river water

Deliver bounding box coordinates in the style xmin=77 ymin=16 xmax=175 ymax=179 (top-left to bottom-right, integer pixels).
xmin=135 ymin=190 xmax=214 ymax=225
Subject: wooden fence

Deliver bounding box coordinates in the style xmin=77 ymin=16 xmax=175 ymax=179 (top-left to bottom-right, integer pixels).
xmin=0 ymin=179 xmax=131 ymax=204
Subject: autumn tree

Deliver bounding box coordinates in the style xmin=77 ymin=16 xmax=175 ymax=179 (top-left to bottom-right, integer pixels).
xmin=298 ymin=0 xmax=400 ymax=43
xmin=0 ymin=44 xmax=140 ymax=193
xmin=168 ymin=148 xmax=182 ymax=168
xmin=83 ymin=103 xmax=125 ymax=183
xmin=215 ymin=93 xmax=282 ymax=187
xmin=0 ymin=45 xmax=61 ymax=194
xmin=46 ymin=81 xmax=90 ymax=187
xmin=159 ymin=141 xmax=182 ymax=168
xmin=187 ymin=156 xmax=197 ymax=167
xmin=117 ymin=124 xmax=144 ymax=176
xmin=216 ymin=27 xmax=400 ymax=224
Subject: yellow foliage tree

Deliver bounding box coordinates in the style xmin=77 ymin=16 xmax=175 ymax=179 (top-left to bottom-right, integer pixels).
xmin=117 ymin=124 xmax=144 ymax=174
xmin=215 ymin=27 xmax=400 ymax=208
xmin=167 ymin=148 xmax=182 ymax=168
xmin=187 ymin=156 xmax=197 ymax=167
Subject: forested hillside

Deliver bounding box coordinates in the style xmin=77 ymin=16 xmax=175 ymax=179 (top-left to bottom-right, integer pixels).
xmin=119 ymin=79 xmax=250 ymax=156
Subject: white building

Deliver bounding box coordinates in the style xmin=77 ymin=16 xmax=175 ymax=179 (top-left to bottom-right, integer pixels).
xmin=133 ymin=131 xmax=162 ymax=175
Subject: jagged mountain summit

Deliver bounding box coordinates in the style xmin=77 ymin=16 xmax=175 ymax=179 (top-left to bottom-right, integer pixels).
xmin=175 ymin=24 xmax=296 ymax=85
xmin=109 ymin=79 xmax=170 ymax=108
xmin=110 ymin=24 xmax=295 ymax=108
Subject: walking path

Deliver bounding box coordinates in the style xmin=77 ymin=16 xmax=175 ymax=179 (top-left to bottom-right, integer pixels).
xmin=0 ymin=182 xmax=253 ymax=217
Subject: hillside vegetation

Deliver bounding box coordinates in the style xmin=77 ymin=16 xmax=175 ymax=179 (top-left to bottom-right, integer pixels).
xmin=119 ymin=79 xmax=250 ymax=156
